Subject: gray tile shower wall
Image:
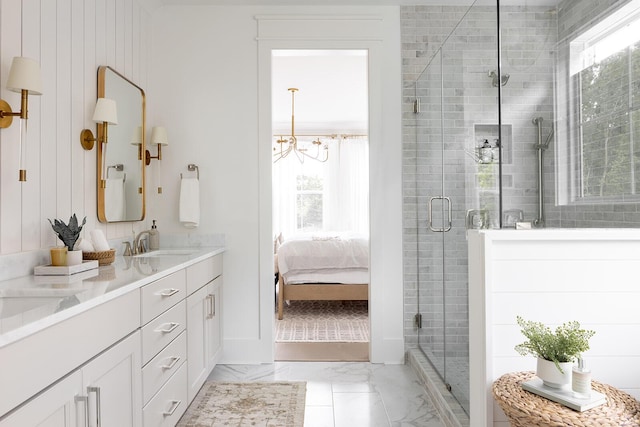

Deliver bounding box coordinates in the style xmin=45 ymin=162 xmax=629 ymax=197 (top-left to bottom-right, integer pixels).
xmin=401 ymin=0 xmax=639 ymax=355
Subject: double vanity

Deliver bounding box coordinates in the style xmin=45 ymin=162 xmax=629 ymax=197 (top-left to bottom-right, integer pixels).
xmin=0 ymin=247 xmax=224 ymax=426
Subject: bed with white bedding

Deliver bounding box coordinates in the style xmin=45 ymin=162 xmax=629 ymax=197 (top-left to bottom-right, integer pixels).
xmin=276 ymin=234 xmax=369 ymax=320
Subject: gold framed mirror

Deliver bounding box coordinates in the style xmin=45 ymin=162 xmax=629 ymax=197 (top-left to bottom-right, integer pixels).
xmin=96 ymin=66 xmax=146 ymax=222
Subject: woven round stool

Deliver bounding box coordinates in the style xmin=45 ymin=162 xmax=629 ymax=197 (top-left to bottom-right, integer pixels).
xmin=492 ymin=372 xmax=640 ymax=427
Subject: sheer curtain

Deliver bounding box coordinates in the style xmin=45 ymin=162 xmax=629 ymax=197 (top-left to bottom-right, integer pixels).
xmin=272 ymin=137 xmax=369 ymax=239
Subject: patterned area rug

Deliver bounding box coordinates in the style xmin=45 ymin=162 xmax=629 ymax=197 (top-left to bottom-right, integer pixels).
xmin=275 ymin=300 xmax=369 ymax=342
xmin=177 ymin=382 xmax=306 ymax=427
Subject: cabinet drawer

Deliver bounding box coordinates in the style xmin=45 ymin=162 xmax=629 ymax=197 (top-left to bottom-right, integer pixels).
xmin=141 ymin=270 xmax=186 ymax=325
xmin=143 ymin=362 xmax=188 ymax=427
xmin=142 ymin=331 xmax=187 ymax=404
xmin=141 ymin=300 xmax=186 ymax=364
xmin=186 ymin=255 xmax=222 ymax=295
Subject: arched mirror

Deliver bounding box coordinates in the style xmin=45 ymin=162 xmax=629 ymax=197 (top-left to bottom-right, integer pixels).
xmin=97 ymin=66 xmax=146 ymax=222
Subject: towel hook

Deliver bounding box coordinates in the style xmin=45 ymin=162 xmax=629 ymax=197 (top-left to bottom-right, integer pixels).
xmin=181 ymin=164 xmax=199 ymax=180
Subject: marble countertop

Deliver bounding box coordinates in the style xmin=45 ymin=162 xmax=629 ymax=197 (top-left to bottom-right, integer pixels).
xmin=0 ymin=247 xmax=225 ymax=348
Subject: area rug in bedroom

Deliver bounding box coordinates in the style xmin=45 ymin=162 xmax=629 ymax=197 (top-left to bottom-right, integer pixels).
xmin=275 ymin=300 xmax=369 ymax=342
xmin=177 ymin=381 xmax=306 ymax=427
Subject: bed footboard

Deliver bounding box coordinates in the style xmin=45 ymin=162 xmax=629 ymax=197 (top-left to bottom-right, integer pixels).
xmin=277 ymin=274 xmax=368 ymax=320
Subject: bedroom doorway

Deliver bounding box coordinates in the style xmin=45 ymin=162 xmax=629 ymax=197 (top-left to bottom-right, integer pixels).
xmin=271 ymin=49 xmax=370 ymax=361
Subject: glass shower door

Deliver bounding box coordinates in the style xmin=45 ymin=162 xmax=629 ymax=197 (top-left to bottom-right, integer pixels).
xmin=416 ymin=48 xmax=446 ymax=380
xmin=415 ymin=2 xmax=501 ymax=415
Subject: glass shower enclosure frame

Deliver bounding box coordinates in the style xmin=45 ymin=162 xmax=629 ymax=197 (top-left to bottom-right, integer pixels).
xmin=412 ymin=1 xmax=504 ymax=415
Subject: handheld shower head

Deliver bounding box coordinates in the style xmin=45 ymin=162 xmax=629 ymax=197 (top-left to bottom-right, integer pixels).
xmin=532 ymin=117 xmax=553 ymax=150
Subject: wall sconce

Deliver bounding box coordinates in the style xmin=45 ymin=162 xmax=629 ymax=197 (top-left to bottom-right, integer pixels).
xmin=146 ymin=126 xmax=168 ymax=193
xmin=80 ymin=98 xmax=118 ymax=150
xmin=0 ymin=57 xmax=43 ymax=181
xmin=130 ymin=126 xmax=143 ymax=160
xmin=146 ymin=126 xmax=168 ymax=165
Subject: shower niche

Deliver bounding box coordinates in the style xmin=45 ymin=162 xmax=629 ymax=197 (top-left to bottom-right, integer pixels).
xmin=467 ymin=124 xmax=513 ymax=229
xmin=472 ymin=124 xmax=512 ymax=165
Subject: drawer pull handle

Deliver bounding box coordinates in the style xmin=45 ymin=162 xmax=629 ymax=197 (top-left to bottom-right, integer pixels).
xmin=155 ymin=322 xmax=180 ymax=334
xmin=163 ymin=399 xmax=181 ymax=417
xmin=75 ymin=395 xmax=90 ymax=427
xmin=161 ymin=356 xmax=181 ymax=370
xmin=87 ymin=386 xmax=102 ymax=427
xmin=206 ymin=294 xmax=216 ymax=319
xmin=158 ymin=288 xmax=180 ymax=297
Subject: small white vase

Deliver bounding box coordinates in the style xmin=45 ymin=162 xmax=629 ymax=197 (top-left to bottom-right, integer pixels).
xmin=66 ymin=249 xmax=83 ymax=266
xmin=536 ymin=357 xmax=573 ymax=388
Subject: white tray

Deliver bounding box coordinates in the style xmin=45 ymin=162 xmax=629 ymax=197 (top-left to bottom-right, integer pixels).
xmin=522 ymin=377 xmax=607 ymax=412
xmin=34 ymin=260 xmax=99 ymax=276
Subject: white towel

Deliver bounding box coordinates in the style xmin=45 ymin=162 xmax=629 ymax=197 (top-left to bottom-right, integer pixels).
xmin=74 ymin=237 xmax=95 ymax=252
xmin=91 ymin=229 xmax=111 ymax=252
xmin=105 ymin=177 xmax=125 ymax=221
xmin=179 ymin=178 xmax=200 ymax=228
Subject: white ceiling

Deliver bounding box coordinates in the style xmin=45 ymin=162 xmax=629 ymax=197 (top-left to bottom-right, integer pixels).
xmin=272 ymin=50 xmax=369 ymax=135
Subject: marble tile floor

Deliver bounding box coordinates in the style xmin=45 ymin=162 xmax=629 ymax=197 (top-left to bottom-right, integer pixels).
xmin=207 ymin=362 xmax=445 ymax=427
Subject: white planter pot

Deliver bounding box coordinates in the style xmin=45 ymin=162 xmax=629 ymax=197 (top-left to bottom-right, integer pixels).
xmin=536 ymin=357 xmax=572 ymax=388
xmin=66 ymin=250 xmax=83 ymax=266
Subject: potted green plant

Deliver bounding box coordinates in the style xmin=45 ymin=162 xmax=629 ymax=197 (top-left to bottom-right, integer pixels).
xmin=514 ymin=316 xmax=595 ymax=388
xmin=48 ymin=214 xmax=86 ymax=266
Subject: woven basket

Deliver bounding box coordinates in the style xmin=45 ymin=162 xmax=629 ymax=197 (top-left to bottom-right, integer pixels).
xmin=493 ymin=371 xmax=640 ymax=427
xmin=82 ymin=249 xmax=116 ymax=266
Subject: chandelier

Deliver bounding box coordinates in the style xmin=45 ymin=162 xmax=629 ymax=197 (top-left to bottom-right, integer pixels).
xmin=273 ymin=88 xmax=329 ymax=164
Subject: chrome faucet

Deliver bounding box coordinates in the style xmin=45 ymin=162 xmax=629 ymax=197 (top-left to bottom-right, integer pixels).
xmin=133 ymin=230 xmax=151 ymax=255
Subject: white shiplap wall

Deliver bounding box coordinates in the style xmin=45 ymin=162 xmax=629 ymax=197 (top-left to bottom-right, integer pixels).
xmin=0 ymin=0 xmax=150 ymax=256
xmin=469 ymin=229 xmax=640 ymax=427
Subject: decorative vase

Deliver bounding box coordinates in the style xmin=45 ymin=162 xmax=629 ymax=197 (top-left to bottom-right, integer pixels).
xmin=66 ymin=249 xmax=83 ymax=266
xmin=536 ymin=357 xmax=573 ymax=388
xmin=50 ymin=247 xmax=67 ymax=266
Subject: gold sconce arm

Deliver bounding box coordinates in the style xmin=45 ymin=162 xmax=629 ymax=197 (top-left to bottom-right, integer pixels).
xmin=0 ymin=90 xmax=29 ymax=128
xmin=145 ymin=143 xmax=162 ymax=165
xmin=0 ymin=56 xmax=43 ymax=182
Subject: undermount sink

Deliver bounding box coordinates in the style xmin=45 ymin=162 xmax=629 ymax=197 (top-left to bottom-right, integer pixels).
xmin=133 ymin=249 xmax=197 ymax=258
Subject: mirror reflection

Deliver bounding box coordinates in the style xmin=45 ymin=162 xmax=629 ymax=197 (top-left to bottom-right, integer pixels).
xmin=97 ymin=66 xmax=145 ymax=222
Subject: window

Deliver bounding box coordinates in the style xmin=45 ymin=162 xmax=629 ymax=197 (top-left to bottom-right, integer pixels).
xmin=568 ymin=0 xmax=640 ymax=203
xmin=296 ymin=173 xmax=323 ymax=232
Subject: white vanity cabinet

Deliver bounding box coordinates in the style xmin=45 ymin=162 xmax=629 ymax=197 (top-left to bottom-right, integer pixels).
xmin=0 ymin=370 xmax=83 ymax=427
xmin=0 ymin=289 xmax=141 ymax=425
xmin=186 ymin=255 xmax=223 ymax=402
xmin=0 ymin=330 xmax=142 ymax=427
xmin=0 ymin=248 xmax=224 ymax=427
xmin=139 ymin=270 xmax=188 ymax=426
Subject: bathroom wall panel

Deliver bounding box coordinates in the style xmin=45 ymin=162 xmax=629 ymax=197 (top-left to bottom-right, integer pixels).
xmin=21 ymin=0 xmax=42 ymax=252
xmin=0 ymin=0 xmax=23 ymax=254
xmin=469 ymin=229 xmax=640 ymax=426
xmin=40 ymin=0 xmax=60 ymax=253
xmin=0 ymin=0 xmax=150 ymax=256
xmin=71 ymin=0 xmax=86 ymax=231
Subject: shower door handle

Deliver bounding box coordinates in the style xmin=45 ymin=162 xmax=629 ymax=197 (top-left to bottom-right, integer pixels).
xmin=428 ymin=196 xmax=452 ymax=232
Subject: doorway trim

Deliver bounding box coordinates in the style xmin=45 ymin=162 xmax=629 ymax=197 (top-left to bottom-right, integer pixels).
xmin=257 ymin=11 xmax=404 ymax=364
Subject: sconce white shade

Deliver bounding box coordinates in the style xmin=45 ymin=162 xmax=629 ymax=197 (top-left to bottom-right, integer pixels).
xmin=130 ymin=126 xmax=143 ymax=145
xmin=150 ymin=126 xmax=168 ymax=146
xmin=92 ymin=98 xmax=118 ymax=124
xmin=6 ymin=57 xmax=42 ymax=95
